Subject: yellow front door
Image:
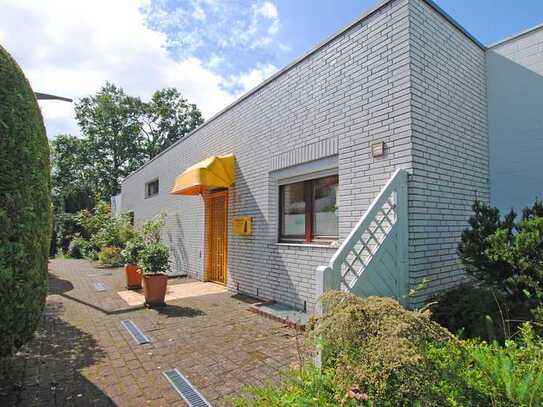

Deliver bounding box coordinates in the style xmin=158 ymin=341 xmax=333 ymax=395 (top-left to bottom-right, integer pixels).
xmin=204 ymin=191 xmax=228 ymax=285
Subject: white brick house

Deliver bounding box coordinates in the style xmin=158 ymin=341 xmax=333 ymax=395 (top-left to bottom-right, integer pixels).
xmin=119 ymin=0 xmax=543 ymax=311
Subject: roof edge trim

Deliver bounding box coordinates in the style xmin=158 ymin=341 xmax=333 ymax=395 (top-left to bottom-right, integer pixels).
xmin=487 ymin=22 xmax=543 ymax=49
xmin=122 ymin=0 xmax=484 ymax=183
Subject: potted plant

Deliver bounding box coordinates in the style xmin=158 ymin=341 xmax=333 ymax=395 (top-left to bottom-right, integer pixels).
xmin=121 ymin=237 xmax=145 ymax=289
xmin=138 ymin=243 xmax=170 ymax=306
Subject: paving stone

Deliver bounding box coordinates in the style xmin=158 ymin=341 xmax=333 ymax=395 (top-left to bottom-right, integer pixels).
xmin=0 ymin=259 xmax=301 ymax=406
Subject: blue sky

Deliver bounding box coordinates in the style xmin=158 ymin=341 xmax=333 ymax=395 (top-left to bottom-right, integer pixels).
xmin=1 ymin=0 xmax=543 ymax=137
xmin=144 ymin=0 xmax=543 ymax=83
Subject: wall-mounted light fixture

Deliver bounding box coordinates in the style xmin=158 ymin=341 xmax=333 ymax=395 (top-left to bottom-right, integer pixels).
xmin=371 ymin=141 xmax=385 ymax=158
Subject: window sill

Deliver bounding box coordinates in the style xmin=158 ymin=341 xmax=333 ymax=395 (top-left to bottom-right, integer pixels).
xmin=275 ymin=242 xmax=339 ymax=249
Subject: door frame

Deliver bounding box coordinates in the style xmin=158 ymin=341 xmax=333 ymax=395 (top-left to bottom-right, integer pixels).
xmin=204 ymin=190 xmax=228 ymax=285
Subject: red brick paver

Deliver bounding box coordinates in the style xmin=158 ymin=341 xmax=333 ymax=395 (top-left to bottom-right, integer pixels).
xmin=0 ymin=259 xmax=302 ymax=406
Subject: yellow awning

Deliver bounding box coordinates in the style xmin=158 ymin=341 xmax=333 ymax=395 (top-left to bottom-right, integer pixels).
xmin=171 ymin=154 xmax=235 ymax=196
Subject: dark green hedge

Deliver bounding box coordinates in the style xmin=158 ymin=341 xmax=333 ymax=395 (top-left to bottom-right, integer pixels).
xmin=0 ymin=45 xmax=51 ymax=356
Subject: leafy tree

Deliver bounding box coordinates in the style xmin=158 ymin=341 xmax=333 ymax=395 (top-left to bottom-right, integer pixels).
xmin=73 ymin=83 xmax=204 ymax=201
xmin=49 ymin=135 xmax=95 ymax=255
xmin=138 ymin=88 xmax=203 ymax=159
xmin=50 ymin=134 xmax=95 ymax=211
xmin=50 ymin=83 xmax=203 ymax=255
xmin=74 ymin=82 xmax=143 ymax=200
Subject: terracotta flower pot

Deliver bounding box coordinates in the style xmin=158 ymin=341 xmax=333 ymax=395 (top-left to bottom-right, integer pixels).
xmin=124 ymin=263 xmax=142 ymax=290
xmin=142 ymin=274 xmax=168 ymax=306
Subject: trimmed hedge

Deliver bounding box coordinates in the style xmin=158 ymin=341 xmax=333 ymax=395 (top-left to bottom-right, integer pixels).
xmin=0 ymin=45 xmax=51 ymax=356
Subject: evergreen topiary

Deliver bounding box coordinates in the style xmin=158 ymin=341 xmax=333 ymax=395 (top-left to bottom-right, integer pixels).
xmin=0 ymin=45 xmax=51 ymax=356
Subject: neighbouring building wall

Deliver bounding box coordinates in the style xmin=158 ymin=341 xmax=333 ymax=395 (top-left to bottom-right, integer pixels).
xmin=121 ymin=0 xmax=413 ymax=311
xmin=407 ymin=0 xmax=489 ymax=304
xmin=487 ymin=26 xmax=543 ymax=213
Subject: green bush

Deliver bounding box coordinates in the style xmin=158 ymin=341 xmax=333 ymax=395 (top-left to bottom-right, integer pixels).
xmin=97 ymin=246 xmax=123 ymax=267
xmin=429 ymin=284 xmax=510 ymax=342
xmin=142 ymin=212 xmax=165 ymax=244
xmin=55 ymin=211 xmax=83 ymax=255
xmin=72 ymin=237 xmax=98 ymax=261
xmin=138 ymin=243 xmax=169 ymax=275
xmin=77 ymin=202 xmax=112 ymax=236
xmin=309 ymin=291 xmax=452 ymax=405
xmin=80 ymin=204 xmax=135 ymax=251
xmin=234 ymin=364 xmax=358 ymax=407
xmin=121 ymin=237 xmax=145 ymax=265
xmin=90 ymin=220 xmax=124 ymax=249
xmin=237 ymin=293 xmax=543 ymax=406
xmin=67 ymin=237 xmax=86 ymax=259
xmin=0 ymin=45 xmax=51 ymax=356
xmin=456 ymin=200 xmax=543 ymax=332
xmin=425 ymin=323 xmax=543 ymax=406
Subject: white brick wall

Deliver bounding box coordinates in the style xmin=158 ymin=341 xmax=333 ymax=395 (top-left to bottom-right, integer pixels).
xmin=121 ymin=0 xmax=496 ymax=311
xmin=407 ymin=0 xmax=489 ymax=304
xmin=487 ymin=26 xmax=543 ymax=212
xmin=121 ymin=0 xmax=413 ymax=311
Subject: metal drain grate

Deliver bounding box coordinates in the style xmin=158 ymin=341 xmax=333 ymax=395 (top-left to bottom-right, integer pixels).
xmin=121 ymin=320 xmax=150 ymax=345
xmin=163 ymin=368 xmax=211 ymax=407
xmin=94 ymin=282 xmax=106 ymax=291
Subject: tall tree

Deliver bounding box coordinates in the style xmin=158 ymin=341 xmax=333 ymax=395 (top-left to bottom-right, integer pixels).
xmin=72 ymin=83 xmax=204 ymax=201
xmin=75 ymin=83 xmax=143 ymax=200
xmin=139 ymin=88 xmax=204 ymax=159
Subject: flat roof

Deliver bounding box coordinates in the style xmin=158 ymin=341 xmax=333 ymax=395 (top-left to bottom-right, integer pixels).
xmin=488 ymin=22 xmax=543 ymax=49
xmin=123 ymin=0 xmax=486 ymax=182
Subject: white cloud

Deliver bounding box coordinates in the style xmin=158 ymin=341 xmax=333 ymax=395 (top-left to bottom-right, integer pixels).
xmin=0 ymin=0 xmax=280 ymax=137
xmin=144 ymin=0 xmax=281 ymax=55
xmin=258 ymin=2 xmax=278 ymax=19
xmin=225 ymin=63 xmax=278 ymax=94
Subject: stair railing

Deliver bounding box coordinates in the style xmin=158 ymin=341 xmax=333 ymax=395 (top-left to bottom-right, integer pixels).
xmin=315 ymin=168 xmax=409 ymax=312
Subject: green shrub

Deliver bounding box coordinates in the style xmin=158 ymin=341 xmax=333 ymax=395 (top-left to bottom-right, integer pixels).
xmin=77 ymin=202 xmax=111 ymax=236
xmin=97 ymin=246 xmax=123 ymax=267
xmin=118 ymin=214 xmax=136 ymax=243
xmin=138 ymin=243 xmax=170 ymax=275
xmin=234 ymin=364 xmax=358 ymax=407
xmin=468 ymin=324 xmax=543 ymax=405
xmin=83 ymin=208 xmax=134 ymax=251
xmin=55 ymin=212 xmax=84 ymax=255
xmin=457 ymin=200 xmax=543 ymax=331
xmin=310 ymin=291 xmax=452 ymax=405
xmin=121 ymin=237 xmax=145 ymax=265
xmin=237 ymin=293 xmax=543 ymax=406
xmin=90 ymin=219 xmax=124 ymax=249
xmin=429 ymin=284 xmax=511 ymax=342
xmin=425 ymin=323 xmax=543 ymax=406
xmin=0 ymin=45 xmax=51 ymax=356
xmin=142 ymin=212 xmax=165 ymax=244
xmin=67 ymin=237 xmax=86 ymax=259
xmin=77 ymin=238 xmax=98 ymax=260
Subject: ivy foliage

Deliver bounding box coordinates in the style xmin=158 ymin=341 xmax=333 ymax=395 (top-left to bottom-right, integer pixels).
xmin=0 ymin=45 xmax=51 ymax=356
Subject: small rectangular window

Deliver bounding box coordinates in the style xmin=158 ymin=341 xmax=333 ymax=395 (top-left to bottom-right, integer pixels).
xmin=279 ymin=174 xmax=338 ymax=243
xmin=145 ymin=179 xmax=159 ymax=198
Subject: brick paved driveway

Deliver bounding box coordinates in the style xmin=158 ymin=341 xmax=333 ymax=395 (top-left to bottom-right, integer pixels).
xmin=0 ymin=259 xmax=301 ymax=406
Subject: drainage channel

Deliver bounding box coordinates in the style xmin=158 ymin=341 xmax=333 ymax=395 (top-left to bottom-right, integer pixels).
xmin=163 ymin=368 xmax=212 ymax=407
xmin=94 ymin=282 xmax=106 ymax=291
xmin=121 ymin=320 xmax=150 ymax=345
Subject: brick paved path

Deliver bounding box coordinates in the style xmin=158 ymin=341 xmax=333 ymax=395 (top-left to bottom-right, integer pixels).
xmin=0 ymin=259 xmax=302 ymax=406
